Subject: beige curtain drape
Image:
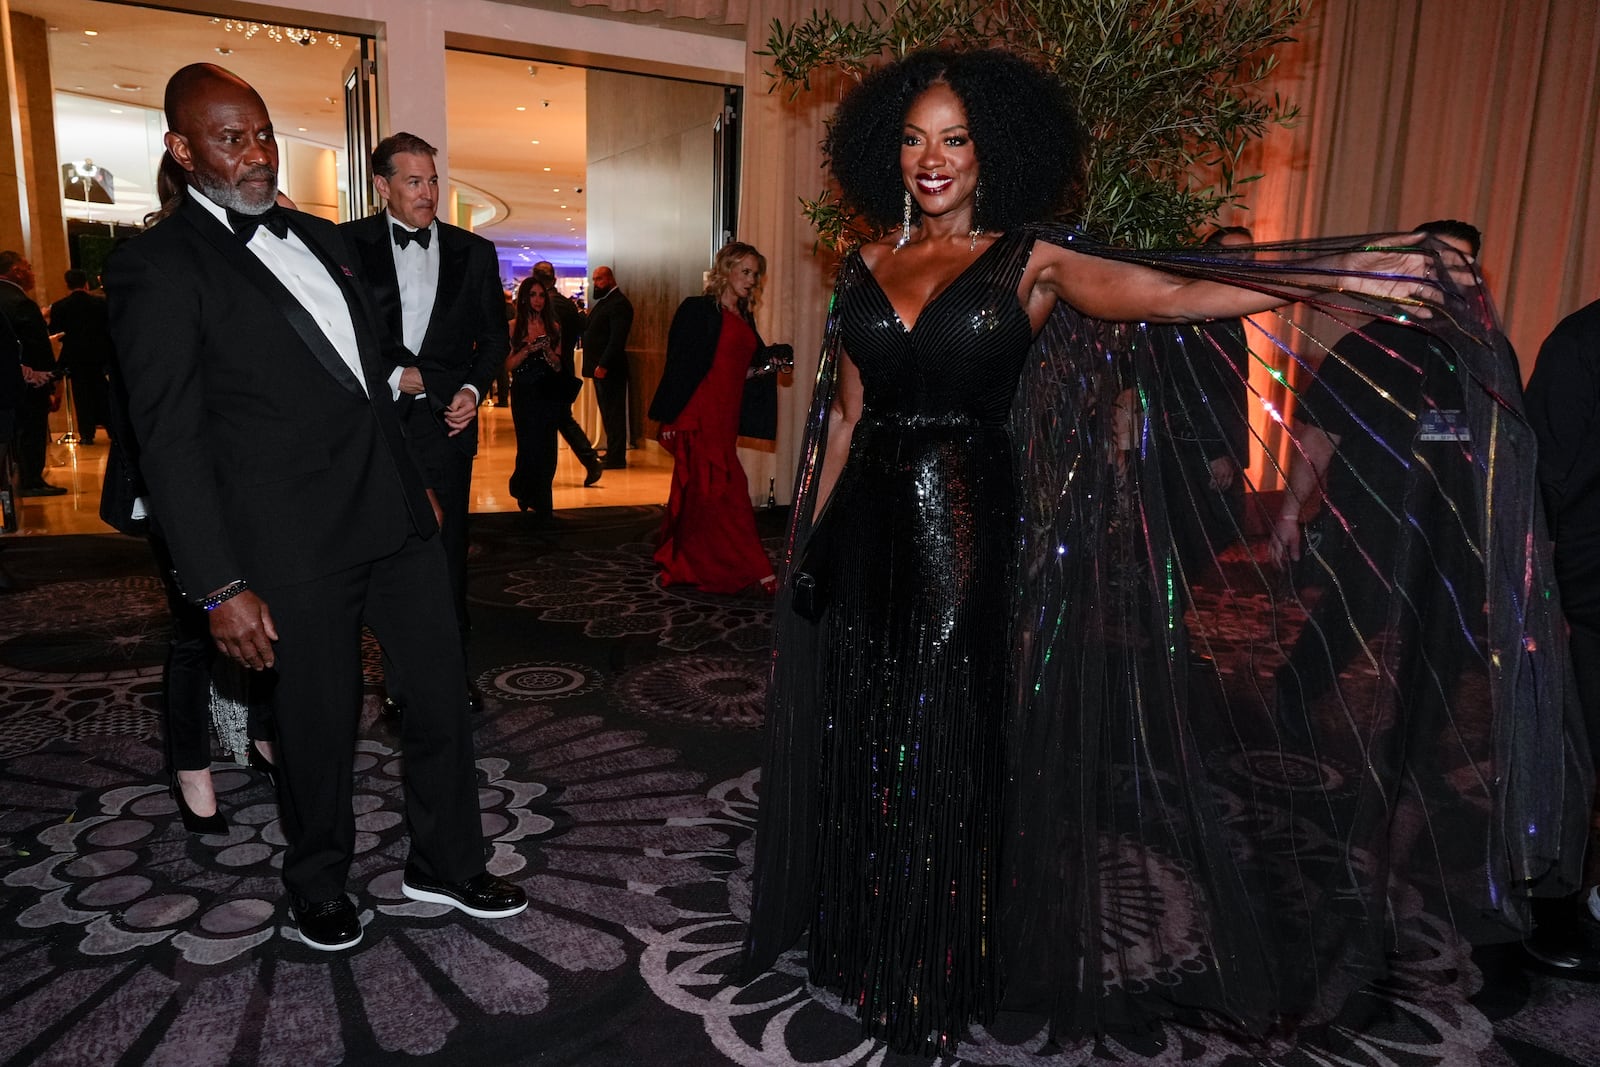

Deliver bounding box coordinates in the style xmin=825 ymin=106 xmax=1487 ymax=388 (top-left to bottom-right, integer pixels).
xmin=1234 ymin=0 xmax=1599 ymax=370
xmin=733 ymin=0 xmax=1600 ymax=503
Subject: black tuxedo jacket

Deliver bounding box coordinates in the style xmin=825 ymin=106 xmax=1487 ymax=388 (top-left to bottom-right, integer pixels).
xmin=582 ymin=287 xmax=633 ymax=379
xmin=104 ymin=195 xmax=437 ymax=601
xmin=0 ymin=280 xmax=54 ymax=375
xmin=339 ymin=213 xmax=509 ymax=456
xmin=48 ymin=289 xmax=114 ymax=371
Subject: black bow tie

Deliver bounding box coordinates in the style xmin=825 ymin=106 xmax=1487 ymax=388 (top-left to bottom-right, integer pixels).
xmin=227 ymin=204 xmax=290 ymax=242
xmin=392 ymin=222 xmax=431 ymax=250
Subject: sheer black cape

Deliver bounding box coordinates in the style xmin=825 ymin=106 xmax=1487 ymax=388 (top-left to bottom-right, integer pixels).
xmin=740 ymin=228 xmax=1592 ymax=1038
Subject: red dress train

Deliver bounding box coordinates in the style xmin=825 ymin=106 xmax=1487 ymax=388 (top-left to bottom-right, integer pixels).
xmin=654 ymin=310 xmax=776 ymax=593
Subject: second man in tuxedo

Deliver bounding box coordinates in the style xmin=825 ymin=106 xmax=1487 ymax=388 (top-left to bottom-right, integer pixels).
xmin=342 ymin=133 xmax=509 ymax=714
xmin=583 ymin=265 xmax=633 ymax=468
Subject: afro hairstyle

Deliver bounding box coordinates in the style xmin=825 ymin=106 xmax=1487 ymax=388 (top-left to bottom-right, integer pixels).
xmin=826 ymin=48 xmax=1084 ymax=234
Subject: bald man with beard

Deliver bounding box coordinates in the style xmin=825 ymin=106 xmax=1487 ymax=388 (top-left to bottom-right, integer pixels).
xmin=104 ymin=63 xmax=525 ymax=952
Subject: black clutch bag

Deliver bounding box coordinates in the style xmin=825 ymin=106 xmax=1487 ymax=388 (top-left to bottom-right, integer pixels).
xmin=789 ymin=515 xmax=837 ymax=623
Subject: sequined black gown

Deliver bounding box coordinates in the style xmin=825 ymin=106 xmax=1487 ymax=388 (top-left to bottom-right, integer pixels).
xmin=799 ymin=233 xmax=1036 ymax=1049
xmin=741 ymin=229 xmax=1591 ymax=1056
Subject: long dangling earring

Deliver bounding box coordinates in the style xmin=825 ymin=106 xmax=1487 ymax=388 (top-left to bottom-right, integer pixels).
xmin=969 ymin=182 xmax=984 ymax=252
xmin=896 ymin=189 xmax=913 ymax=251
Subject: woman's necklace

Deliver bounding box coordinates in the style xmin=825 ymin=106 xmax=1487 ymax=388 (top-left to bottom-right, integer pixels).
xmin=893 ymin=227 xmax=986 ymax=255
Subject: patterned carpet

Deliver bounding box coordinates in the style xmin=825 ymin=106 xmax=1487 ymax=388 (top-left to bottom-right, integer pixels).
xmin=0 ymin=507 xmax=1595 ymax=1067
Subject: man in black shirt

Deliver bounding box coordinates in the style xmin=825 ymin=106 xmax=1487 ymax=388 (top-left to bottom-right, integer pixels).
xmin=1523 ymin=294 xmax=1600 ymax=978
xmin=1269 ymin=220 xmax=1483 ymax=736
xmin=49 ymin=270 xmax=114 ymax=446
xmin=0 ymin=251 xmax=65 ymax=495
xmin=532 ymin=260 xmax=603 ymax=486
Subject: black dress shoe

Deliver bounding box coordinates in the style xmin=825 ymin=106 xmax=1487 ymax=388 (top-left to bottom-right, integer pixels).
xmin=289 ymin=893 xmax=363 ymax=951
xmin=1524 ymin=889 xmax=1600 ymax=980
xmin=466 ymin=683 xmax=485 ymax=714
xmin=401 ymin=869 xmax=527 ymax=918
xmin=170 ymin=775 xmax=228 ymax=835
xmin=583 ymin=456 xmax=604 ymax=487
xmin=381 ymin=693 xmax=404 ymax=717
xmin=20 ymin=482 xmax=68 ymax=497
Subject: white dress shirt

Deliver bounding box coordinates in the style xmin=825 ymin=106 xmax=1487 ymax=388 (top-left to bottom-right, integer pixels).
xmin=387 ymin=212 xmax=439 ymax=355
xmin=188 ymin=187 xmax=367 ymax=396
xmin=385 ymin=213 xmax=482 ymax=404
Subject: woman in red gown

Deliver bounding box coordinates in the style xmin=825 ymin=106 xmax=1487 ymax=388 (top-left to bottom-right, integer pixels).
xmin=649 ymin=242 xmax=786 ymax=594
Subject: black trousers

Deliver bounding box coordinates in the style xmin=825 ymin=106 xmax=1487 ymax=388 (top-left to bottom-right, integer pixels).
xmin=557 ymin=405 xmax=599 ymax=465
xmin=508 ymin=378 xmax=563 ymax=514
xmin=261 ymin=531 xmax=484 ymax=900
xmin=594 ymin=372 xmax=629 ymax=458
xmin=1156 ymin=435 xmax=1244 ymax=586
xmin=16 ymin=388 xmax=51 ymax=486
xmin=69 ymin=367 xmax=111 ymax=442
xmin=399 ymin=399 xmax=473 ymax=640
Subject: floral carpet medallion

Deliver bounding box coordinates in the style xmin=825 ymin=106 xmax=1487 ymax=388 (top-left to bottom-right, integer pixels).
xmin=0 ymin=700 xmax=738 ymax=1065
xmin=0 ymin=577 xmax=170 ymax=759
xmin=478 ymin=540 xmax=777 ymax=653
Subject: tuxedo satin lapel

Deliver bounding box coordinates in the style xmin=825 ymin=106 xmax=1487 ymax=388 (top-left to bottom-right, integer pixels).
xmin=360 ymin=220 xmax=405 ymax=344
xmin=179 ymin=201 xmax=368 ymax=400
xmin=420 ymin=227 xmax=467 ymax=355
xmin=292 ymin=219 xmax=394 ymax=398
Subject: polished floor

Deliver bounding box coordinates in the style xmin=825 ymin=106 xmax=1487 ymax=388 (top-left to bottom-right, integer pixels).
xmin=8 ymin=401 xmax=675 ymax=537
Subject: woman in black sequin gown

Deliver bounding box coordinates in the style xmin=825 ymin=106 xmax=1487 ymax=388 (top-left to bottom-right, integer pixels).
xmin=741 ymin=48 xmax=1585 ymax=1057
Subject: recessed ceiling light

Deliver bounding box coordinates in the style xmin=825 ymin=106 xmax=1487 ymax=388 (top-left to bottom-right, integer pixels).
xmin=530 ymin=139 xmax=540 ymax=145
xmin=542 ymin=167 xmax=550 ymax=172
xmin=297 ymin=127 xmax=307 ymax=132
xmin=215 ymin=47 xmax=232 ymax=55
xmin=108 ymin=108 xmax=123 ymax=114
xmin=515 ymin=106 xmax=526 ymax=112
xmin=83 ymin=29 xmax=98 ymax=36
xmin=552 ymin=188 xmax=559 ymax=192
xmin=559 ymin=204 xmax=567 ymax=209
xmin=113 ymin=83 xmax=142 ymax=92
xmin=565 ymin=217 xmax=571 ymax=221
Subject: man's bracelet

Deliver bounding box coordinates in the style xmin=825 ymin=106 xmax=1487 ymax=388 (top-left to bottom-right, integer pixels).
xmin=199 ymin=580 xmax=249 ymax=612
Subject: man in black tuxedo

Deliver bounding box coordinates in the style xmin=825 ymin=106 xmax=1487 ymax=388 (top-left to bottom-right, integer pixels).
xmin=341 ymin=133 xmax=508 ymax=714
xmin=105 ymin=64 xmax=525 ymax=952
xmin=583 ymin=264 xmax=633 ymax=468
xmin=49 ymin=269 xmax=114 ymax=446
xmin=0 ymin=252 xmax=65 ymax=495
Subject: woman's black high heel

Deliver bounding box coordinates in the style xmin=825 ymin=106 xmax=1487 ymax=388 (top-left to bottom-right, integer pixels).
xmin=247 ymin=742 xmax=278 ymax=791
xmin=170 ymin=775 xmax=228 ymax=835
